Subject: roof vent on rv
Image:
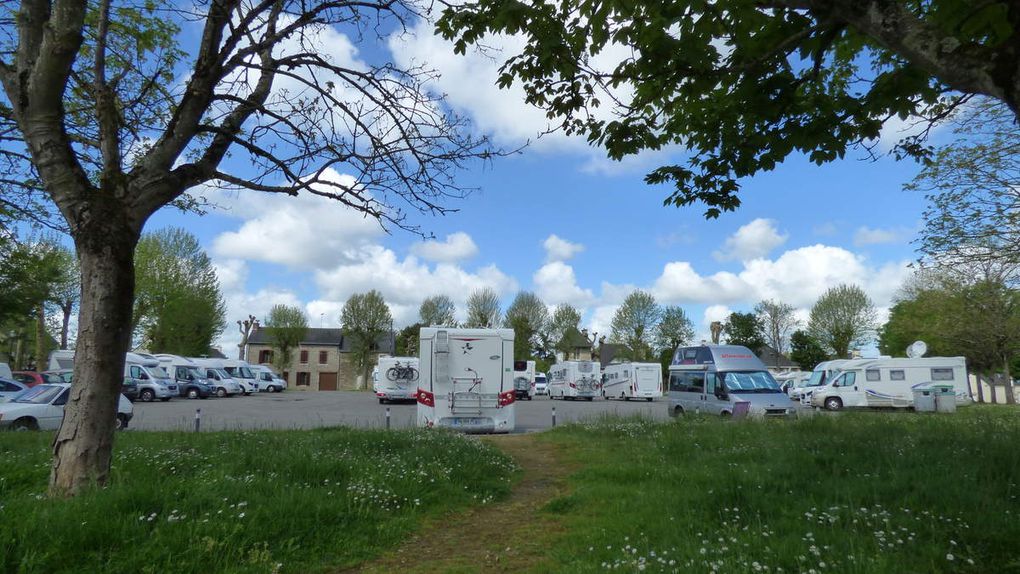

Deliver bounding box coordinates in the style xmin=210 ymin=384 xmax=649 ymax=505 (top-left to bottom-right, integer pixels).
xmin=906 ymin=340 xmax=928 ymax=358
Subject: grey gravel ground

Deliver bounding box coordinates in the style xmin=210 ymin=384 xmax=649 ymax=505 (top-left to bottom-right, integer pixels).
xmin=127 ymin=390 xmax=672 ymax=433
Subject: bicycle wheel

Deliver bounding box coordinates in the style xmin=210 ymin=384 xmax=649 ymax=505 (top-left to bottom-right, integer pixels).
xmin=408 ymin=367 xmax=419 ymax=381
xmin=386 ymin=367 xmax=399 ymax=381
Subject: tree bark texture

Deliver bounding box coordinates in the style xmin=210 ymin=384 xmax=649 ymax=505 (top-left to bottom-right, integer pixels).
xmin=35 ymin=302 xmax=46 ymax=369
xmin=49 ymin=223 xmax=138 ymax=496
xmin=60 ymin=301 xmax=72 ymax=350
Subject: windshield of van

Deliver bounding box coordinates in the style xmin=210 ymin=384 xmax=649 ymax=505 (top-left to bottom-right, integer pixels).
xmin=215 ymin=369 xmax=233 ymax=380
xmin=149 ymin=366 xmax=170 ymax=379
xmin=720 ymin=371 xmax=783 ymax=393
xmin=186 ymin=367 xmax=205 ymax=380
xmin=805 ymin=370 xmax=826 ymax=387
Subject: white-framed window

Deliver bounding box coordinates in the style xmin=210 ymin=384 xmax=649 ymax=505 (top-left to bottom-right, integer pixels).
xmin=931 ymin=368 xmax=955 ymax=381
xmin=866 ymin=369 xmax=881 ymax=382
xmin=890 ymin=370 xmax=905 ymax=381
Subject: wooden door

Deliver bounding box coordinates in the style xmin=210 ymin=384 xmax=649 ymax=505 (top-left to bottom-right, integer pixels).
xmin=318 ymin=372 xmax=338 ymax=391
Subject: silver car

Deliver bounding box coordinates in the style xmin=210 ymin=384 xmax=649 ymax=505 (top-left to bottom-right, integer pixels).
xmin=0 ymin=377 xmax=28 ymax=402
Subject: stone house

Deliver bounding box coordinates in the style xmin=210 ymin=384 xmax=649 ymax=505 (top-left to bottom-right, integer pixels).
xmin=245 ymin=327 xmax=394 ymax=391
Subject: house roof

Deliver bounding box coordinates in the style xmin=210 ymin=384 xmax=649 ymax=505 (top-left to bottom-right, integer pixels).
xmin=757 ymin=344 xmax=798 ymax=368
xmin=247 ymin=327 xmax=394 ymax=352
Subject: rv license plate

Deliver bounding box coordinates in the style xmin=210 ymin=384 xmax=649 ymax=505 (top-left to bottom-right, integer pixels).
xmin=452 ymin=417 xmax=485 ymax=427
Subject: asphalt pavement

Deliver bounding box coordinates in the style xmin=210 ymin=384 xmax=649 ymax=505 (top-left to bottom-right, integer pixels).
xmin=128 ymin=391 xmax=671 ymax=433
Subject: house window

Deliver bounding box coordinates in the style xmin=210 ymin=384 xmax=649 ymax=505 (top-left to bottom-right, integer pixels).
xmin=258 ymin=350 xmax=273 ymax=364
xmin=319 ymin=351 xmax=328 ymax=365
xmin=297 ymin=372 xmax=311 ymax=386
xmin=931 ymin=368 xmax=955 ymax=381
xmin=300 ymin=350 xmax=309 ymax=364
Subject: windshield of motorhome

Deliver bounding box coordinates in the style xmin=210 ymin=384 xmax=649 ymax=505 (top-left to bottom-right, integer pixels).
xmin=721 ymin=371 xmax=782 ymax=393
xmin=805 ymin=370 xmax=826 ymax=387
xmin=150 ymin=366 xmax=170 ymax=379
xmin=238 ymin=367 xmax=255 ymax=379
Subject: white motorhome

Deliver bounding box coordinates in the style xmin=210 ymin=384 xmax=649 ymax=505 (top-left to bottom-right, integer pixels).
xmin=252 ymin=365 xmax=286 ymax=392
xmin=512 ymin=360 xmax=536 ymax=400
xmin=416 ymin=327 xmax=515 ymax=434
xmin=125 ymin=352 xmax=177 ymax=402
xmin=373 ymin=355 xmax=419 ymax=403
xmin=47 ymin=350 xmax=75 ymax=371
xmin=602 ymin=362 xmax=662 ymax=401
xmin=548 ymin=360 xmax=601 ymax=401
xmin=221 ymin=359 xmax=260 ymax=393
xmin=156 ymin=354 xmax=240 ymax=398
xmin=788 ymin=360 xmax=853 ymax=402
xmin=191 ymin=358 xmax=253 ymax=395
xmin=810 ymin=357 xmax=970 ymax=411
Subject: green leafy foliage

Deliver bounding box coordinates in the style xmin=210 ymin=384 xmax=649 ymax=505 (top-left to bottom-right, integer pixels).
xmin=548 ymin=304 xmax=583 ymax=356
xmin=789 ymin=330 xmax=829 ymax=370
xmin=610 ymin=290 xmax=661 ymax=361
xmin=341 ymin=290 xmax=393 ymax=381
xmin=503 ymin=291 xmax=549 ymax=360
xmin=266 ymin=305 xmax=308 ymax=373
xmin=464 ymin=288 xmax=501 ymax=328
xmin=654 ymin=305 xmax=695 ymax=355
xmin=437 ymin=0 xmax=1016 ymax=216
xmin=723 ymin=311 xmax=765 ymax=351
xmin=807 ymin=284 xmax=877 ymax=358
xmin=419 ymin=295 xmax=457 ymax=327
xmin=133 ymin=228 xmax=226 ymax=356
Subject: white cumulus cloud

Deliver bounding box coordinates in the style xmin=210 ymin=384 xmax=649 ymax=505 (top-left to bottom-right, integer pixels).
xmin=543 ymin=234 xmax=585 ymax=262
xmin=534 ymin=261 xmax=596 ymax=307
xmin=411 ymin=232 xmax=479 ymax=263
xmin=713 ymin=218 xmax=788 ymax=262
xmin=853 ymin=226 xmax=907 ymax=246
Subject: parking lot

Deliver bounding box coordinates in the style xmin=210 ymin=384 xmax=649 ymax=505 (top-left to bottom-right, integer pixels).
xmin=129 ymin=391 xmax=671 ymax=433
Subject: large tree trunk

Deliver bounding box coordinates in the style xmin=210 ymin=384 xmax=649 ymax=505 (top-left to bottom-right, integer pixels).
xmin=49 ymin=229 xmax=138 ymax=497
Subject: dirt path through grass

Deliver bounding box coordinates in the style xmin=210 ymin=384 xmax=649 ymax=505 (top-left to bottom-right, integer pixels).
xmin=346 ymin=434 xmax=571 ymax=574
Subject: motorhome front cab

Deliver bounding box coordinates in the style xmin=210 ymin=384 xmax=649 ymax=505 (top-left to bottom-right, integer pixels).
xmin=221 ymin=359 xmax=260 ymax=393
xmin=602 ymin=362 xmax=662 ymax=401
xmin=374 ymin=355 xmax=420 ymax=403
xmin=124 ymin=352 xmax=177 ymax=402
xmin=668 ymin=345 xmax=797 ymax=417
xmin=548 ymin=360 xmax=601 ymax=400
xmin=416 ymin=328 xmax=516 ymax=434
xmin=190 ymin=358 xmax=251 ymax=395
xmin=788 ymin=359 xmax=852 ymax=402
xmin=810 ymin=357 xmax=970 ymax=411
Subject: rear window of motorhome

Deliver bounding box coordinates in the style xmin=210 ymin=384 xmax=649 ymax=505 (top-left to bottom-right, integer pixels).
xmin=890 ymin=370 xmax=905 ymax=380
xmin=866 ymin=369 xmax=881 ymax=382
xmin=578 ymin=363 xmax=593 ymax=373
xmin=931 ymin=368 xmax=955 ymax=381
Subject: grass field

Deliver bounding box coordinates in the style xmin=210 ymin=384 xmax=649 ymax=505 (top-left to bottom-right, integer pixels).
xmin=537 ymin=407 xmax=1020 ymax=573
xmin=0 ymin=428 xmax=516 ymax=574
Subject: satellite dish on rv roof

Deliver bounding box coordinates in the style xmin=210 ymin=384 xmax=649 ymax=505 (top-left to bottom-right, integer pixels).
xmin=906 ymin=340 xmax=928 ymax=358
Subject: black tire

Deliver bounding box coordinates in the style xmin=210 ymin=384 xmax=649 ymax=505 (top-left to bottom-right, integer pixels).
xmin=217 ymin=388 xmax=227 ymax=398
xmin=386 ymin=367 xmax=399 ymax=382
xmin=115 ymin=414 xmax=129 ymax=431
xmin=160 ymin=397 xmax=171 ymax=402
xmin=269 ymin=385 xmax=278 ymax=393
xmin=586 ymin=396 xmax=594 ymax=401
xmin=408 ymin=367 xmax=419 ymax=381
xmin=527 ymin=396 xmax=532 ymax=401
xmin=140 ymin=389 xmax=155 ymax=402
xmin=646 ymin=398 xmax=653 ymax=402
xmin=12 ymin=417 xmax=36 ymax=431
xmin=187 ymin=388 xmax=199 ymax=399
xmin=671 ymin=406 xmax=684 ymax=418
xmin=824 ymin=397 xmax=843 ymax=411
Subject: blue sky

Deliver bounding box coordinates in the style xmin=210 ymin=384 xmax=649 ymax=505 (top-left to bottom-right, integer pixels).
xmin=146 ymin=14 xmax=932 ymax=354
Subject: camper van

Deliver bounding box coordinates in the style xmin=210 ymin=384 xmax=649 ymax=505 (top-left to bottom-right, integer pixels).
xmin=788 ymin=359 xmax=852 ymax=402
xmin=374 ymin=355 xmax=419 ymax=403
xmin=512 ymin=360 xmax=536 ymax=400
xmin=416 ymin=327 xmax=516 ymax=434
xmin=810 ymin=357 xmax=970 ymax=411
xmin=602 ymin=362 xmax=662 ymax=401
xmin=47 ymin=350 xmax=75 ymax=371
xmin=668 ymin=345 xmax=797 ymax=417
xmin=252 ymin=365 xmax=286 ymax=392
xmin=221 ymin=359 xmax=260 ymax=393
xmin=190 ymin=358 xmax=251 ymax=395
xmin=548 ymin=360 xmax=601 ymax=401
xmin=125 ymin=352 xmax=177 ymax=402
xmin=155 ymin=354 xmax=237 ymax=398
xmin=534 ymin=372 xmax=548 ymax=395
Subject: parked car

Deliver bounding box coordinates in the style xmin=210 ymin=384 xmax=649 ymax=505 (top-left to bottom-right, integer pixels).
xmin=12 ymin=371 xmax=64 ymax=388
xmin=42 ymin=369 xmax=73 ymax=383
xmin=0 ymin=378 xmax=29 ymax=402
xmin=0 ymin=383 xmax=133 ymax=430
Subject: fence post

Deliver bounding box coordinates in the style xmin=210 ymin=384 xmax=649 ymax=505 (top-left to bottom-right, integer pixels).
xmin=551 ymin=405 xmax=556 ymax=428
xmin=386 ymin=407 xmax=391 ymax=430
xmin=194 ymin=408 xmax=201 ymax=432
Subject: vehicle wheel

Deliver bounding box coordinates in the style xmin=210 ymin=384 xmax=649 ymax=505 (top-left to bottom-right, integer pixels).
xmin=646 ymin=398 xmax=653 ymax=402
xmin=824 ymin=397 xmax=843 ymax=411
xmin=528 ymin=396 xmax=532 ymax=401
xmin=12 ymin=417 xmax=36 ymax=431
xmin=187 ymin=388 xmax=199 ymax=399
xmin=115 ymin=414 xmax=129 ymax=431
xmin=721 ymin=411 xmax=732 ymax=418
xmin=140 ymin=389 xmax=155 ymax=402
xmin=670 ymin=406 xmax=683 ymax=418
xmin=269 ymin=385 xmax=278 ymax=393
xmin=217 ymin=388 xmax=227 ymax=398
xmin=586 ymin=396 xmax=594 ymax=401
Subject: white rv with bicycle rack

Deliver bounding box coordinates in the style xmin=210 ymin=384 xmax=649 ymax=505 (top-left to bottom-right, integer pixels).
xmin=374 ymin=355 xmax=419 ymax=403
xmin=809 ymin=357 xmax=970 ymax=411
xmin=602 ymin=362 xmax=662 ymax=401
xmin=416 ymin=327 xmax=515 ymax=433
xmin=512 ymin=360 xmax=536 ymax=400
xmin=548 ymin=360 xmax=601 ymax=400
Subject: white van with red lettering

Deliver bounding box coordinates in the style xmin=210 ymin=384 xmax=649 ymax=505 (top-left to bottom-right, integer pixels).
xmin=416 ymin=328 xmax=515 ymax=434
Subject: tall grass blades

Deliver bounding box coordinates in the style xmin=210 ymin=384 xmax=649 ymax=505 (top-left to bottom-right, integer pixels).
xmin=542 ymin=409 xmax=1020 ymax=573
xmin=0 ymin=428 xmax=516 ymax=574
